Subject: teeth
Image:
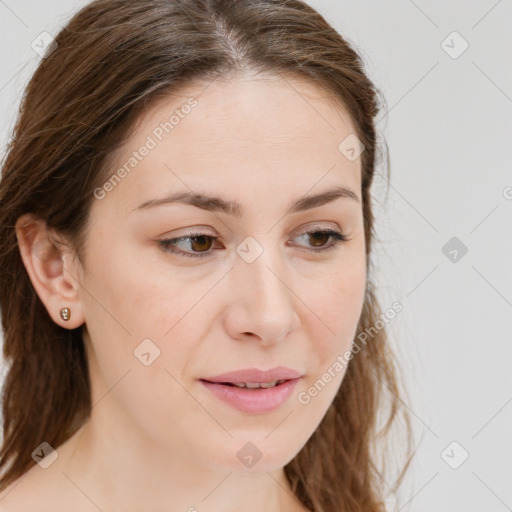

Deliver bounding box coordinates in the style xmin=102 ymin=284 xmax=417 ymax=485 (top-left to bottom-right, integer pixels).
xmin=231 ymin=379 xmax=286 ymax=389
xmin=259 ymin=380 xmax=278 ymax=388
xmin=245 ymin=382 xmax=263 ymax=389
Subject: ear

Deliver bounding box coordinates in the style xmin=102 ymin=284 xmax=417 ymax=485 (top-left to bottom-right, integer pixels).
xmin=15 ymin=213 xmax=85 ymax=329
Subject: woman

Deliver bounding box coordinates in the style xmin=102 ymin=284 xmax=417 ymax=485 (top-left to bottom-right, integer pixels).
xmin=0 ymin=0 xmax=413 ymax=510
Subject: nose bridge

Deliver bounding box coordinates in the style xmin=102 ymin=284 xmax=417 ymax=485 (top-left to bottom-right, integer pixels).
xmin=228 ymin=234 xmax=299 ymax=341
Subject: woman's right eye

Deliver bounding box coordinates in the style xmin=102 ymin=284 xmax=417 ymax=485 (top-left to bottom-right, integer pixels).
xmin=157 ymin=234 xmax=220 ymax=259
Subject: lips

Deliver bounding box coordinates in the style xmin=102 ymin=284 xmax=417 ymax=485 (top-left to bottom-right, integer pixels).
xmin=199 ymin=367 xmax=302 ymax=413
xmin=201 ymin=366 xmax=302 ymax=385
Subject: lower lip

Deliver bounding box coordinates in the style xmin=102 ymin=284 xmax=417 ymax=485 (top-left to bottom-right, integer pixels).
xmin=200 ymin=378 xmax=300 ymax=413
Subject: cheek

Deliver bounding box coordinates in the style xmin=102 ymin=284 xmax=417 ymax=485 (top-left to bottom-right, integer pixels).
xmin=83 ymin=236 xmax=197 ymax=339
xmin=308 ymin=256 xmax=366 ymax=359
xmin=80 ymin=262 xmax=206 ymax=448
xmin=294 ymin=268 xmax=366 ymax=425
xmin=81 ymin=247 xmax=216 ymax=395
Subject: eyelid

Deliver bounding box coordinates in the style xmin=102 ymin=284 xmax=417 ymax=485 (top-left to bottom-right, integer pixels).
xmin=293 ymin=222 xmax=341 ymax=236
xmin=161 ymin=226 xmax=217 ymax=238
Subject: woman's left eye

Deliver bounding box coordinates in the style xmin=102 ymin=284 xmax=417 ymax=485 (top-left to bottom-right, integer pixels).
xmin=157 ymin=229 xmax=349 ymax=259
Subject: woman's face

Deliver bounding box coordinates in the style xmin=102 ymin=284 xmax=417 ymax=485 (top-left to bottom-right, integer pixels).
xmin=78 ymin=75 xmax=366 ymax=473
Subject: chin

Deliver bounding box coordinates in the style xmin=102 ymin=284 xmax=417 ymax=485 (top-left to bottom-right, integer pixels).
xmin=204 ymin=433 xmax=303 ymax=474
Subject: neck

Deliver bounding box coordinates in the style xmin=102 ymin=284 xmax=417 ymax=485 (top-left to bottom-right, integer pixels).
xmin=59 ymin=416 xmax=305 ymax=512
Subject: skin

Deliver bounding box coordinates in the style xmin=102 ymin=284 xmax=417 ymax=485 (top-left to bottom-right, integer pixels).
xmin=3 ymin=73 xmax=366 ymax=512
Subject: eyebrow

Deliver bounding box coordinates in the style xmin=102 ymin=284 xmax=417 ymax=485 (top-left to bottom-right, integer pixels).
xmin=132 ymin=185 xmax=360 ymax=217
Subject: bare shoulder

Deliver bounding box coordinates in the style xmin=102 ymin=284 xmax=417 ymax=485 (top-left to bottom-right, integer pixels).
xmin=0 ymin=464 xmax=90 ymax=512
xmin=0 ymin=465 xmax=45 ymax=511
xmin=0 ymin=478 xmax=27 ymax=511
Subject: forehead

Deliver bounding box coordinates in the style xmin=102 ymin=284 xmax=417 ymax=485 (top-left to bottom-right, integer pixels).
xmin=98 ymin=75 xmax=362 ymax=212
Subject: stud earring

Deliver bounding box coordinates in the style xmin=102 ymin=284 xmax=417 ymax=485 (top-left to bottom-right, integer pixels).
xmin=59 ymin=307 xmax=71 ymax=321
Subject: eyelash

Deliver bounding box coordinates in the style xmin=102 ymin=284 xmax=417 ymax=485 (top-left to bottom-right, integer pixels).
xmin=157 ymin=228 xmax=349 ymax=259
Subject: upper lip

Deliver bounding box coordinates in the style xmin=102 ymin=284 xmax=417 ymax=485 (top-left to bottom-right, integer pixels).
xmin=201 ymin=366 xmax=302 ymax=384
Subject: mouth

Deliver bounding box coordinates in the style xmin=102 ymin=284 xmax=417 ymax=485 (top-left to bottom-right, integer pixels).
xmin=202 ymin=378 xmax=289 ymax=389
xmin=199 ymin=367 xmax=302 ymax=413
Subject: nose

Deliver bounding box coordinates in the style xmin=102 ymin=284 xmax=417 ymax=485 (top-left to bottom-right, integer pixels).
xmin=223 ymin=240 xmax=300 ymax=345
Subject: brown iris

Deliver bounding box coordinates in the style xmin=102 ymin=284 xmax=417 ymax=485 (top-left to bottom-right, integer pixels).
xmin=189 ymin=235 xmax=213 ymax=253
xmin=307 ymin=231 xmax=330 ymax=247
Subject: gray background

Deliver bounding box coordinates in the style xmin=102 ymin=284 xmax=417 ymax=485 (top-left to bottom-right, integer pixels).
xmin=1 ymin=1 xmax=511 ymax=510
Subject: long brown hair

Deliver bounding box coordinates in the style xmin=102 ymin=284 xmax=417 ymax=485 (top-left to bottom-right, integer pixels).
xmin=0 ymin=0 xmax=414 ymax=510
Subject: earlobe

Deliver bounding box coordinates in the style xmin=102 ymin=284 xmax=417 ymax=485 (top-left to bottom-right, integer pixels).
xmin=15 ymin=213 xmax=85 ymax=329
